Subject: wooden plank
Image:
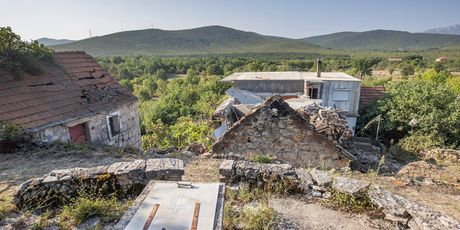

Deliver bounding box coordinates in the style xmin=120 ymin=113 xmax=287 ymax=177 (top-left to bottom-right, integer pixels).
xmin=191 ymin=202 xmax=201 ymax=230
xmin=142 ymin=204 xmax=160 ymax=230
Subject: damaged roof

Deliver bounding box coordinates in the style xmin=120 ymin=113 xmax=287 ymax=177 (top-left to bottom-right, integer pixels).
xmin=222 ymin=71 xmax=361 ymax=82
xmin=213 ymin=96 xmax=356 ymax=160
xmin=0 ymin=51 xmax=137 ymax=131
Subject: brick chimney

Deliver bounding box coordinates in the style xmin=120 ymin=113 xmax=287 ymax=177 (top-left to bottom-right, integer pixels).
xmin=316 ymin=58 xmax=321 ymax=78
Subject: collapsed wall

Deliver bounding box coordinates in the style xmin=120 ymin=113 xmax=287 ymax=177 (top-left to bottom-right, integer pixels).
xmin=13 ymin=158 xmax=184 ymax=211
xmin=219 ymin=160 xmax=460 ymax=229
xmin=213 ymin=96 xmax=354 ymax=169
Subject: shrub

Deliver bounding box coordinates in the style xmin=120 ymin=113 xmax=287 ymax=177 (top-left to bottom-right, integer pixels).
xmin=0 ymin=121 xmax=22 ymax=141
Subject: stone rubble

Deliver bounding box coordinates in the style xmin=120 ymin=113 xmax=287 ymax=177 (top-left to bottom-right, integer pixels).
xmin=219 ymin=159 xmax=460 ymax=229
xmin=13 ymin=158 xmax=184 ymax=211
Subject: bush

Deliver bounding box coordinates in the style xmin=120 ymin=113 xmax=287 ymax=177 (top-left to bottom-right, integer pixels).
xmin=358 ymin=80 xmax=460 ymax=154
xmin=0 ymin=27 xmax=52 ymax=78
xmin=0 ymin=121 xmax=22 ymax=141
xmin=59 ymin=197 xmax=130 ymax=228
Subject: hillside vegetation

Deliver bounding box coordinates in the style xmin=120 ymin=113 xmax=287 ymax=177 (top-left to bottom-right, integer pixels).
xmin=302 ymin=30 xmax=460 ymax=51
xmin=52 ymin=26 xmax=329 ymax=57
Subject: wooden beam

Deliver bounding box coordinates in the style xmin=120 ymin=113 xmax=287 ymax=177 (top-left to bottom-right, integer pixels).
xmin=143 ymin=204 xmax=160 ymax=230
xmin=191 ymin=202 xmax=201 ymax=230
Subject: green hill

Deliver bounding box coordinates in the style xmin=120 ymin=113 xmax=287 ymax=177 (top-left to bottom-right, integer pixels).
xmin=52 ymin=26 xmax=328 ymax=57
xmin=301 ymin=30 xmax=460 ymax=51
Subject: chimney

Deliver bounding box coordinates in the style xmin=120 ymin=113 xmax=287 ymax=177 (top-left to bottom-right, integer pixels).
xmin=316 ymin=58 xmax=321 ymax=78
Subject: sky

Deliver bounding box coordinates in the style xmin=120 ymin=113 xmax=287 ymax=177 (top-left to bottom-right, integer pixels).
xmin=1 ymin=0 xmax=459 ymax=41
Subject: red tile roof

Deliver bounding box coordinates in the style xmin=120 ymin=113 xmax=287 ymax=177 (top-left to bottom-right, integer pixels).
xmin=0 ymin=51 xmax=137 ymax=130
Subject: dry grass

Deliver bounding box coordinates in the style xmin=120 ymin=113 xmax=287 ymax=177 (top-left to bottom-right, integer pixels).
xmin=182 ymin=158 xmax=222 ymax=182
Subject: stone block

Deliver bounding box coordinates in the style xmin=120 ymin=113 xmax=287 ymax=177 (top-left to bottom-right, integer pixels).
xmin=219 ymin=160 xmax=235 ymax=177
xmin=310 ymin=168 xmax=332 ymax=187
xmin=332 ymin=176 xmax=370 ymax=196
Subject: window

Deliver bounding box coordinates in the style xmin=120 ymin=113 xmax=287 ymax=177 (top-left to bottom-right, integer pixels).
xmin=332 ymin=90 xmax=350 ymax=101
xmin=106 ymin=111 xmax=121 ymax=139
xmin=308 ymin=88 xmax=319 ymax=99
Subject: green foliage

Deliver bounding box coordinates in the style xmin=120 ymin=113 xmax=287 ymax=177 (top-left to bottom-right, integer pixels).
xmin=0 ymin=121 xmax=23 ymax=141
xmin=249 ymin=154 xmax=275 ymax=163
xmin=400 ymin=64 xmax=415 ymax=77
xmin=419 ymin=69 xmax=451 ymax=83
xmin=446 ymin=76 xmax=460 ymax=95
xmin=358 ymin=80 xmax=460 ymax=154
xmin=351 ymin=57 xmax=381 ymax=79
xmin=59 ymin=197 xmax=129 ymax=228
xmin=0 ymin=27 xmax=52 ymax=78
xmin=142 ymin=117 xmax=211 ymax=150
xmin=362 ymin=76 xmax=392 ymax=87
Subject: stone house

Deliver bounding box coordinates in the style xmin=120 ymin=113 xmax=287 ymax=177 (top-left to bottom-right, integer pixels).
xmin=221 ymin=59 xmax=362 ymax=132
xmin=212 ymin=96 xmax=355 ymax=168
xmin=0 ymin=51 xmax=141 ymax=149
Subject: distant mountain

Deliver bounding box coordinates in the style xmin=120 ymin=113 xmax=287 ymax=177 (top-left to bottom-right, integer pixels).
xmin=36 ymin=38 xmax=75 ymax=46
xmin=51 ymin=26 xmax=327 ymax=56
xmin=424 ymin=24 xmax=460 ymax=35
xmin=301 ymin=30 xmax=460 ymax=51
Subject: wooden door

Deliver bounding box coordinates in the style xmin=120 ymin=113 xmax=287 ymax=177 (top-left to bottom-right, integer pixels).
xmin=69 ymin=123 xmax=86 ymax=144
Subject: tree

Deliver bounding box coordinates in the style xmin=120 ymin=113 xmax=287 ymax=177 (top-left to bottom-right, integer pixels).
xmin=0 ymin=26 xmax=52 ymax=78
xmin=400 ymin=64 xmax=415 ymax=78
xmin=358 ymin=80 xmax=460 ymax=154
xmin=351 ymin=57 xmax=380 ymax=79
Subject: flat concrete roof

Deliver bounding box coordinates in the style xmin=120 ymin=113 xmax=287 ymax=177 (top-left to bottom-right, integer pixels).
xmin=222 ymin=71 xmax=361 ymax=82
xmin=123 ymin=181 xmax=224 ymax=230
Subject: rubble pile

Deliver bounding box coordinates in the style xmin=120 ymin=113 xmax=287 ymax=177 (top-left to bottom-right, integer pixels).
xmin=219 ymin=160 xmax=460 ymax=229
xmin=300 ymin=103 xmax=353 ymax=146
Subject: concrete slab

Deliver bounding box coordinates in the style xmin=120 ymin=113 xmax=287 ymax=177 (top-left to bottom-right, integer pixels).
xmin=124 ymin=181 xmax=223 ymax=230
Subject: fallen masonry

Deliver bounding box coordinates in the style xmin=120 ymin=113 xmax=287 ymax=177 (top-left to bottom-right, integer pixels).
xmin=219 ymin=160 xmax=460 ymax=229
xmin=13 ymin=158 xmax=184 ymax=211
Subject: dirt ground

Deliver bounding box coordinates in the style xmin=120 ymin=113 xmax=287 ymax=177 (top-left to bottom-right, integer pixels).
xmin=270 ymin=197 xmax=395 ymax=230
xmin=0 ymin=145 xmax=151 ymax=195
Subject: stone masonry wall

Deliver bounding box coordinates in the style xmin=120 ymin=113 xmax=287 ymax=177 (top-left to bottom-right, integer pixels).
xmin=219 ymin=160 xmax=460 ymax=230
xmin=13 ymin=158 xmax=183 ymax=211
xmin=213 ymin=98 xmax=348 ymax=168
xmin=30 ymin=101 xmax=142 ymax=149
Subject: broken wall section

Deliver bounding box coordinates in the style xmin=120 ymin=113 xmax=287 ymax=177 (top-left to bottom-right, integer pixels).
xmin=213 ymin=96 xmax=350 ymax=169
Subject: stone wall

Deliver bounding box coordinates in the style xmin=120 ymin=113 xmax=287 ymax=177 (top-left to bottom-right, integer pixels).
xmin=219 ymin=160 xmax=460 ymax=229
xmin=13 ymin=158 xmax=183 ymax=211
xmin=213 ymin=97 xmax=349 ymax=168
xmin=30 ymin=101 xmax=142 ymax=149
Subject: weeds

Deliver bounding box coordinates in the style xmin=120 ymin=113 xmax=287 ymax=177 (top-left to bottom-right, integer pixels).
xmin=330 ymin=191 xmax=376 ymax=213
xmin=59 ymin=197 xmax=130 ymax=229
xmin=249 ymin=154 xmax=274 ymax=164
xmin=223 ymin=186 xmax=277 ymax=230
xmin=0 ymin=193 xmax=15 ymax=220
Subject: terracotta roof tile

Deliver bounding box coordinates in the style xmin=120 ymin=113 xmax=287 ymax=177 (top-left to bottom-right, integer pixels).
xmin=0 ymin=51 xmax=137 ymax=130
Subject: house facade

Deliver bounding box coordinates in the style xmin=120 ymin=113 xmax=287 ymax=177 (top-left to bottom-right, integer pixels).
xmin=0 ymin=51 xmax=141 ymax=149
xmin=221 ymin=61 xmax=361 ymax=132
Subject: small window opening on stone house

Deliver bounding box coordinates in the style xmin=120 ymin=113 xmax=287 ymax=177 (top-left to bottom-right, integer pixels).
xmin=106 ymin=111 xmax=121 ymax=139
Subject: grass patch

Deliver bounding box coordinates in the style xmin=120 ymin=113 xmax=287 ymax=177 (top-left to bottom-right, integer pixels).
xmin=58 ymin=197 xmax=130 ymax=229
xmin=223 ymin=186 xmax=277 ymax=230
xmin=249 ymin=154 xmax=275 ymax=164
xmin=330 ymin=191 xmax=378 ymax=214
xmin=0 ymin=193 xmax=15 ymax=220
